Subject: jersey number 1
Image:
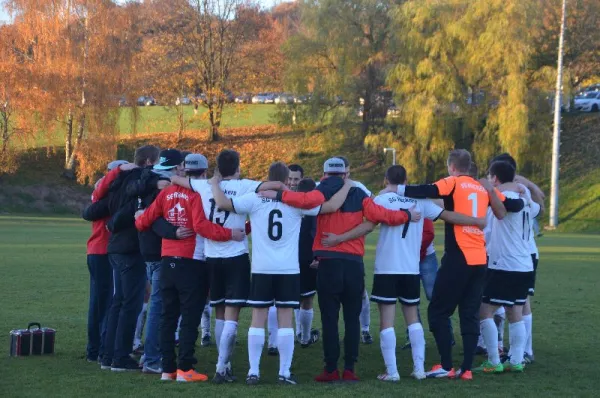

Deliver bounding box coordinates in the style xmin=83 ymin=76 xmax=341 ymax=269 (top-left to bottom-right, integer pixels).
xmin=208 ymin=199 xmax=230 ymax=227
xmin=467 ymin=193 xmax=478 ymax=217
xmin=268 ymin=209 xmax=283 ymax=241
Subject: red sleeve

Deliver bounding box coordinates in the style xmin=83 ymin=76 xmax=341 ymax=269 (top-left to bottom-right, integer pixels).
xmin=245 ymin=220 xmax=251 ymax=235
xmin=280 ymin=190 xmax=326 ymax=209
xmin=420 ymin=219 xmax=435 ymax=261
xmin=135 ymin=190 xmax=165 ymax=231
xmin=192 ymin=194 xmax=232 ymax=241
xmin=362 ymin=197 xmax=410 ymax=226
xmin=92 ymin=167 xmax=121 ymax=202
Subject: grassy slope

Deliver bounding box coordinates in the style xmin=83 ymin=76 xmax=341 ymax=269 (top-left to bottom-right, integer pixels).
xmin=0 ymin=216 xmax=598 ymax=397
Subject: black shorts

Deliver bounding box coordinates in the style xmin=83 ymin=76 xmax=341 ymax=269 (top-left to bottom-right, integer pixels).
xmin=300 ymin=262 xmax=317 ymax=298
xmin=528 ymin=254 xmax=538 ymax=296
xmin=482 ymin=269 xmax=533 ymax=307
xmin=207 ymin=254 xmax=251 ymax=307
xmin=247 ymin=273 xmax=300 ymax=309
xmin=370 ymin=274 xmax=421 ymax=306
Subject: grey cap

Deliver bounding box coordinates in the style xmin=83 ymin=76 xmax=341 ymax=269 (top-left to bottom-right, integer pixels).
xmin=323 ymin=157 xmax=346 ymax=173
xmin=107 ymin=160 xmax=128 ymax=171
xmin=184 ymin=154 xmax=208 ymax=171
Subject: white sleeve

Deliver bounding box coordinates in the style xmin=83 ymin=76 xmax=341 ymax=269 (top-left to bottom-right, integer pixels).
xmin=353 ymin=181 xmax=372 ymax=197
xmin=530 ymin=200 xmax=541 ymax=219
xmin=190 ymin=179 xmax=206 ymax=193
xmin=302 ymin=206 xmax=321 ymax=216
xmin=239 ymin=179 xmax=262 ymax=195
xmin=373 ymin=195 xmax=386 ymax=206
xmin=483 ymin=208 xmax=494 ymax=244
xmin=423 ymin=200 xmax=444 ymax=220
xmin=231 ymin=193 xmax=257 ymax=215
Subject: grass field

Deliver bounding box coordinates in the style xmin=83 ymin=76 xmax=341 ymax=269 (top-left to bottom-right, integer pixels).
xmin=0 ymin=216 xmax=598 ymax=397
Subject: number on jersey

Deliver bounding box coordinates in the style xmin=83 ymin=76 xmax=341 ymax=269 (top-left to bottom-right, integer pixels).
xmin=209 ymin=198 xmax=230 ymax=227
xmin=268 ymin=209 xmax=283 ymax=241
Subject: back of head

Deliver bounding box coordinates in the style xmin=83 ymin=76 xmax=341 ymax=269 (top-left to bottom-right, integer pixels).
xmin=335 ymin=155 xmax=350 ymax=168
xmin=385 ymin=165 xmax=407 ymax=185
xmin=134 ymin=145 xmax=160 ymax=167
xmin=297 ymin=178 xmax=316 ymax=193
xmin=468 ymin=162 xmax=479 ymax=178
xmin=488 ymin=161 xmax=516 ymax=184
xmin=491 ymin=152 xmax=517 ymax=171
xmin=288 ymin=164 xmax=304 ymax=177
xmin=184 ymin=153 xmax=208 ymax=178
xmin=217 ymin=149 xmax=240 ymax=178
xmin=268 ymin=162 xmax=289 ymax=183
xmin=323 ymin=157 xmax=346 ymax=177
xmin=447 ymin=149 xmax=471 ymax=174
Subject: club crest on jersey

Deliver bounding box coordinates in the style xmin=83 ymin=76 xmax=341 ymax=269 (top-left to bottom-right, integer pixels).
xmin=168 ymin=203 xmax=186 ymax=218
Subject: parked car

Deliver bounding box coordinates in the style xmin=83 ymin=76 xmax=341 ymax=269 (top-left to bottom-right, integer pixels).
xmin=137 ymin=96 xmax=156 ymax=106
xmin=175 ymin=96 xmax=191 ymax=106
xmin=574 ymin=91 xmax=600 ymax=112
xmin=275 ymin=93 xmax=294 ymax=105
xmin=252 ymin=93 xmax=269 ymax=104
xmin=264 ymin=93 xmax=276 ymax=104
xmin=387 ymin=104 xmax=400 ymax=118
xmin=294 ymin=95 xmax=308 ymax=104
xmin=235 ymin=93 xmax=252 ymax=104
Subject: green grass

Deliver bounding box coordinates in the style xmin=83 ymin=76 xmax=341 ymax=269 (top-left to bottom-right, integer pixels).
xmin=0 ymin=216 xmax=598 ymax=397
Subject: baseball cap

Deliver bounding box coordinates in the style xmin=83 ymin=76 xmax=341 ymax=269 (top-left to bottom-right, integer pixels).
xmin=323 ymin=157 xmax=346 ymax=174
xmin=154 ymin=149 xmax=183 ymax=170
xmin=107 ymin=160 xmax=128 ymax=171
xmin=184 ymin=153 xmax=208 ymax=171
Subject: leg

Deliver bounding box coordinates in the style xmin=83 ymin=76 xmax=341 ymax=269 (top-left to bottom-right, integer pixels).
xmin=248 ymin=307 xmax=268 ymax=378
xmin=378 ymin=303 xmax=398 ymax=378
xmin=299 ymin=295 xmax=315 ymax=344
xmin=494 ymin=306 xmax=506 ymax=352
xmin=341 ymin=260 xmax=364 ymax=372
xmin=317 ymin=259 xmax=343 ymax=373
xmin=400 ymin=275 xmax=425 ymax=376
xmin=419 ymin=252 xmax=438 ymax=302
xmin=299 ymin=263 xmax=318 ymax=345
xmin=96 ymin=255 xmax=113 ymax=361
xmin=523 ymin=298 xmax=533 ymax=357
xmin=457 ymin=264 xmax=486 ymax=372
xmin=359 ymin=289 xmax=371 ymax=342
xmin=267 ymin=305 xmax=278 ymax=349
xmin=176 ymin=259 xmax=205 ymax=372
xmin=506 ymin=305 xmax=526 ymax=366
xmin=134 ymin=281 xmax=150 ymax=350
xmin=159 ymin=258 xmax=179 ymax=375
xmin=478 ymin=303 xmax=501 ymax=367
xmin=275 ymin=274 xmax=300 ymax=380
xmin=102 ymin=255 xmax=122 ymax=367
xmin=143 ymin=261 xmax=163 ymax=370
xmin=86 ymin=255 xmax=101 ymax=361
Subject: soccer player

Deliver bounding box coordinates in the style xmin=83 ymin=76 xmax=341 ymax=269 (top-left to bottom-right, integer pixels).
xmin=260 ymin=157 xmax=420 ymax=382
xmin=135 ymin=153 xmax=244 ymax=382
xmin=288 ymin=164 xmax=304 ymax=191
xmin=170 ymin=149 xmax=286 ymax=383
xmin=474 ymin=161 xmax=539 ymax=373
xmin=384 ymin=149 xmax=525 ymax=380
xmin=210 ymin=162 xmax=351 ymax=385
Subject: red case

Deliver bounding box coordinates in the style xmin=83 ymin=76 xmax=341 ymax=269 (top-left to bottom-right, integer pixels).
xmin=9 ymin=323 xmax=56 ymax=356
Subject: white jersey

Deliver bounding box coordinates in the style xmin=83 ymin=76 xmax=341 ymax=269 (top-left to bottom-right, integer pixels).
xmin=487 ymin=190 xmax=534 ymax=272
xmin=316 ymin=180 xmax=371 ymax=197
xmin=190 ymin=179 xmax=261 ymax=258
xmin=425 ymin=242 xmax=435 ymax=256
xmin=232 ymin=193 xmax=320 ymax=274
xmin=193 ymin=235 xmax=205 ymax=261
xmin=522 ymin=186 xmax=540 ymax=259
xmin=373 ymin=193 xmax=443 ymax=274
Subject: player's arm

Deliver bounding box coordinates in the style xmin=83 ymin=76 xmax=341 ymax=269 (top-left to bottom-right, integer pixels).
xmin=82 ymin=198 xmax=110 ymax=222
xmin=362 ymin=197 xmax=420 ymax=226
xmin=438 ymin=210 xmax=486 ymax=230
xmin=421 ymin=219 xmax=435 ymax=259
xmin=191 ymin=194 xmax=242 ymax=241
xmin=171 ymin=175 xmax=192 ymax=190
xmin=321 ymin=221 xmax=376 ymax=248
xmin=93 ymin=164 xmax=131 ymax=201
xmin=320 ymin=179 xmax=353 ymax=214
xmin=256 ymin=181 xmax=287 ymax=192
xmin=135 ymin=191 xmax=165 ymax=231
xmin=272 ymin=189 xmax=326 ymax=209
xmin=515 ymin=175 xmax=545 ymax=213
xmin=151 ymin=218 xmax=180 ymax=240
xmin=107 ymin=200 xmax=136 ymax=233
xmin=210 ymin=178 xmax=235 ymax=212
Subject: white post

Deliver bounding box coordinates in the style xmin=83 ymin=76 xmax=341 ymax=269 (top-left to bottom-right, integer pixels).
xmin=383 ymin=148 xmax=396 ymax=165
xmin=549 ymin=0 xmax=567 ymax=229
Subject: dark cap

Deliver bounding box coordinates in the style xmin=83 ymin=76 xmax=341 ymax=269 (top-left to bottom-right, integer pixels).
xmin=154 ymin=149 xmax=183 ymax=170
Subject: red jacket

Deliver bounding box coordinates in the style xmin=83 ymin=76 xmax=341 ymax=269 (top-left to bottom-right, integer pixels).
xmin=277 ymin=177 xmax=411 ymax=261
xmin=86 ymin=167 xmax=121 ymax=255
xmin=135 ymin=185 xmax=232 ymax=259
xmin=420 ymin=218 xmax=435 ymax=262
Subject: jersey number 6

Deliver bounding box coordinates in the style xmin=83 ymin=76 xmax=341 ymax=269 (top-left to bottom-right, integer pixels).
xmin=268 ymin=209 xmax=283 ymax=241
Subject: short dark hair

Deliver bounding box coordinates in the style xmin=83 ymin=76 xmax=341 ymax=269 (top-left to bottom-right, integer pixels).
xmin=491 ymin=153 xmax=517 ymax=171
xmin=134 ymin=145 xmax=160 ymax=167
xmin=488 ymin=161 xmax=516 ymax=184
xmin=216 ymin=149 xmax=240 ymax=178
xmin=335 ymin=155 xmax=350 ymax=168
xmin=268 ymin=162 xmax=289 ymax=183
xmin=468 ymin=162 xmax=479 ymax=178
xmin=297 ymin=178 xmax=316 ymax=193
xmin=385 ymin=165 xmax=407 ymax=185
xmin=447 ymin=149 xmax=471 ymax=173
xmin=288 ymin=164 xmax=304 ymax=177
xmin=186 ymin=169 xmax=206 ymax=178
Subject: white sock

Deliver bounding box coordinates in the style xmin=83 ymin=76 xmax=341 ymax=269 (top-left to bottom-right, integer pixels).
xmin=523 ymin=314 xmax=533 ymax=356
xmin=216 ymin=320 xmax=236 ymax=373
xmin=134 ymin=303 xmax=147 ymax=345
xmin=481 ymin=318 xmax=500 ymax=365
xmin=360 ymin=291 xmax=370 ymax=332
xmin=477 ymin=333 xmax=486 ymax=349
xmin=380 ymin=328 xmax=397 ymax=376
xmin=495 ymin=307 xmax=506 ymax=351
xmin=408 ymin=323 xmax=425 ymax=373
xmin=299 ymin=308 xmax=314 ymax=343
xmin=509 ymin=321 xmax=526 ymax=365
xmin=268 ymin=306 xmax=278 ymax=348
xmin=294 ymin=309 xmax=301 ymax=336
xmin=247 ymin=327 xmax=265 ymax=377
xmin=277 ymin=328 xmax=295 ymax=378
xmin=215 ymin=319 xmax=224 ymax=353
xmin=201 ymin=304 xmax=212 ymax=336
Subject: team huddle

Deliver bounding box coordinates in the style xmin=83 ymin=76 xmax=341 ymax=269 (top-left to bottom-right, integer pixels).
xmin=83 ymin=145 xmax=543 ymax=384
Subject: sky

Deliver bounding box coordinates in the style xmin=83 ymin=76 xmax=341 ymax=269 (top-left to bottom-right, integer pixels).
xmin=0 ymin=0 xmax=284 ymax=22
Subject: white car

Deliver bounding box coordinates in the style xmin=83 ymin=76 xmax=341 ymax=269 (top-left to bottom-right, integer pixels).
xmin=274 ymin=93 xmax=293 ymax=104
xmin=252 ymin=93 xmax=269 ymax=104
xmin=574 ymin=91 xmax=600 ymax=112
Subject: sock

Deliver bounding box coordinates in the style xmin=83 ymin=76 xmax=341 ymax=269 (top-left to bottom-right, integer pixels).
xmin=215 ymin=319 xmax=224 ymax=354
xmin=268 ymin=306 xmax=278 ymax=348
xmin=217 ymin=320 xmax=237 ymax=373
xmin=495 ymin=307 xmax=506 ymax=351
xmin=509 ymin=321 xmax=526 ymax=365
xmin=477 ymin=333 xmax=486 ymax=349
xmin=134 ymin=303 xmax=147 ymax=346
xmin=201 ymin=304 xmax=211 ymax=336
xmin=523 ymin=314 xmax=533 ymax=356
xmin=379 ymin=328 xmax=397 ymax=376
xmin=408 ymin=323 xmax=425 ymax=373
xmin=481 ymin=318 xmax=500 ymax=365
xmin=360 ymin=291 xmax=370 ymax=332
xmin=247 ymin=328 xmax=265 ymax=377
xmin=294 ymin=309 xmax=301 ymax=337
xmin=277 ymin=328 xmax=295 ymax=378
xmin=299 ymin=308 xmax=314 ymax=343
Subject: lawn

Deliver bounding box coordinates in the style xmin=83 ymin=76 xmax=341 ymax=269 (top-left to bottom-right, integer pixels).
xmin=0 ymin=216 xmax=598 ymax=397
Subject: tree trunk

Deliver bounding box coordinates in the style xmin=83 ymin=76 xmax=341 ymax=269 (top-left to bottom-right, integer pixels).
xmin=64 ymin=112 xmax=85 ymax=179
xmin=177 ymin=104 xmax=185 ymax=142
xmin=207 ymin=104 xmax=220 ymax=141
xmin=65 ymin=109 xmax=74 ymax=169
xmin=1 ymin=111 xmax=8 ymax=153
xmin=362 ymin=89 xmax=372 ymax=134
